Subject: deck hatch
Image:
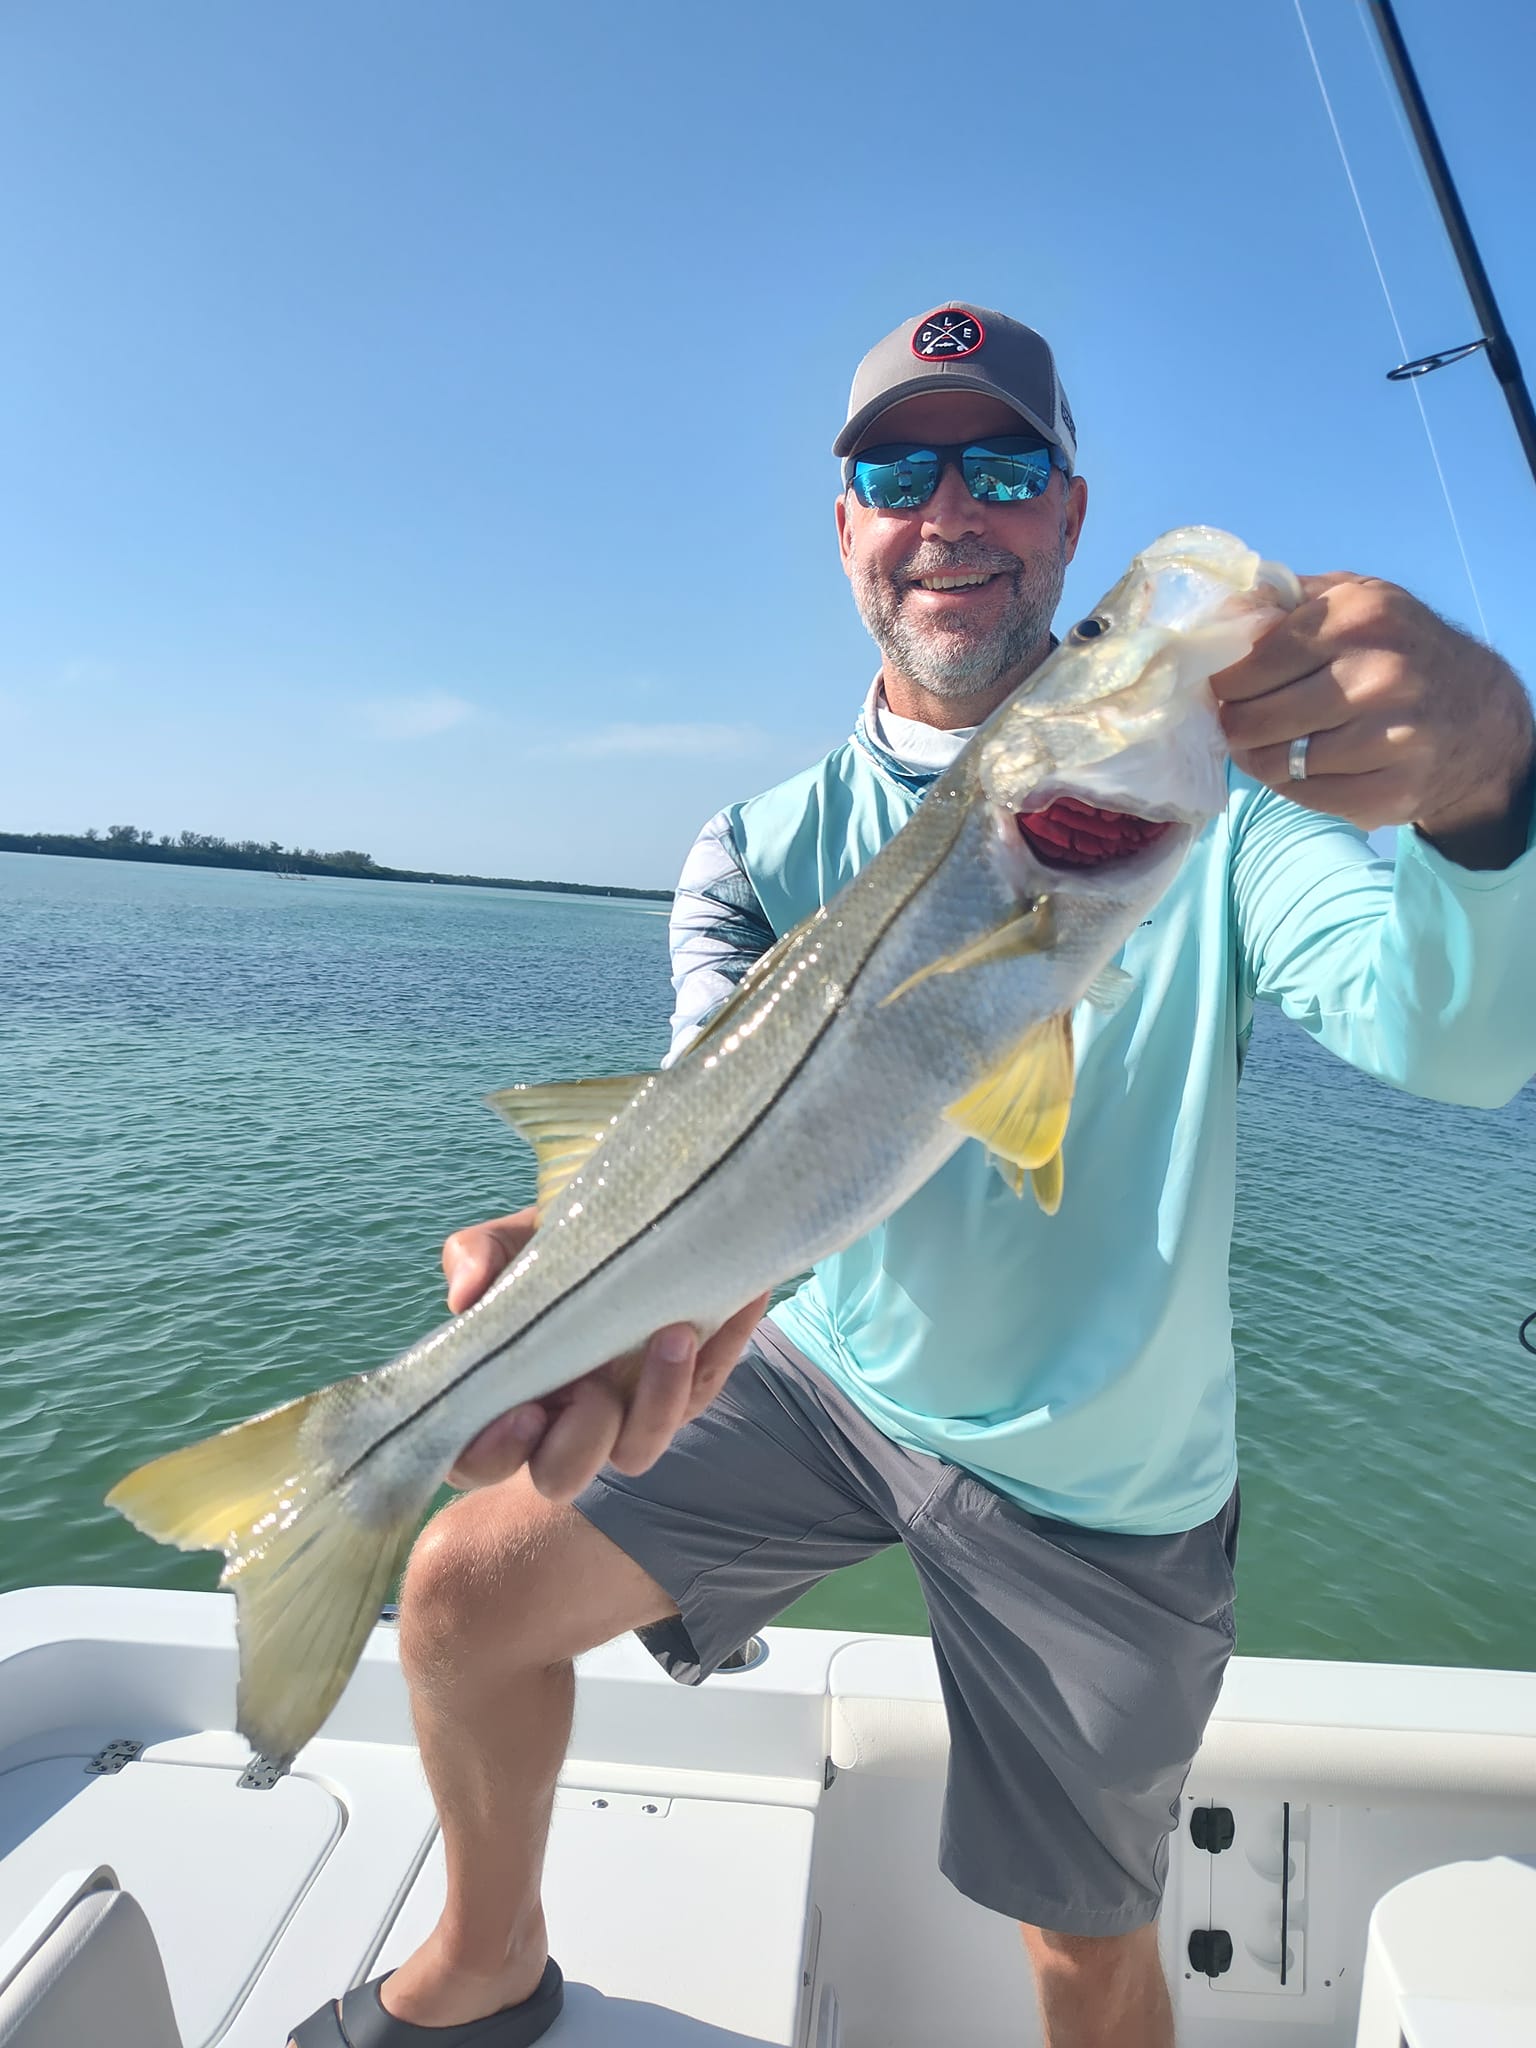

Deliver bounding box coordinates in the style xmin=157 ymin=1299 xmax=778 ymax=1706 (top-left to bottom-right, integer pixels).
xmin=0 ymin=1751 xmax=343 ymax=2047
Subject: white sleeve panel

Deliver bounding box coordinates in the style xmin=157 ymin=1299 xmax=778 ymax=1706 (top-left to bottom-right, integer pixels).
xmin=664 ymin=810 xmax=778 ymax=1064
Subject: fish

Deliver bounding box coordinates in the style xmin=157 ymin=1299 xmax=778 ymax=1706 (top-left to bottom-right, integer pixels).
xmin=107 ymin=526 xmax=1302 ymax=1766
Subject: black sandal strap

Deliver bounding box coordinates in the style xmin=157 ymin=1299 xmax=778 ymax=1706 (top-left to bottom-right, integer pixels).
xmin=314 ymin=1961 xmax=563 ymax=2048
xmin=290 ymin=1998 xmax=350 ymax=2047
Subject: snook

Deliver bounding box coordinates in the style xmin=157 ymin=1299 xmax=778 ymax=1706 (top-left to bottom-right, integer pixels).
xmin=109 ymin=526 xmax=1301 ymax=1765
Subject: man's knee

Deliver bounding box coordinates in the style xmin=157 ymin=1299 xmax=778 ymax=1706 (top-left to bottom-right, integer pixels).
xmin=1020 ymin=1918 xmax=1172 ymax=2046
xmin=1020 ymin=1916 xmax=1160 ymax=1983
xmin=397 ymin=1477 xmax=673 ymax=1688
xmin=398 ymin=1482 xmax=576 ymax=1677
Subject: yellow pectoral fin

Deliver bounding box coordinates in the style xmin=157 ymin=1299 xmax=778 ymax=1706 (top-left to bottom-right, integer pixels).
xmin=484 ymin=1072 xmax=653 ymax=1212
xmin=947 ymin=1013 xmax=1075 ymax=1209
xmin=880 ymin=897 xmax=1055 ymax=1009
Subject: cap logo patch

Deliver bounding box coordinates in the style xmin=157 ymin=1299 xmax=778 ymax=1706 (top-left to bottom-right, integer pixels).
xmin=912 ymin=309 xmax=984 ymax=360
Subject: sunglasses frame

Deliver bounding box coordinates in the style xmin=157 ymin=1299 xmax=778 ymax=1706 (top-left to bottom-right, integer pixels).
xmin=842 ymin=434 xmax=1067 ymax=511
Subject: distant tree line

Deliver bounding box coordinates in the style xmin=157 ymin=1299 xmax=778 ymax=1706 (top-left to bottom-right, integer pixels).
xmin=0 ymin=824 xmax=671 ymax=901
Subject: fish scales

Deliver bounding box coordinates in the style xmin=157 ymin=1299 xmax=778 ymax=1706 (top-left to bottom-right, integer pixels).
xmin=308 ymin=782 xmax=980 ymax=1488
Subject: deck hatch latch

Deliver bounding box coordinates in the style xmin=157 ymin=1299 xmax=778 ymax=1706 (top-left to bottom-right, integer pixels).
xmin=85 ymin=1739 xmax=145 ymax=1775
xmin=237 ymin=1755 xmax=288 ymax=1791
xmin=1189 ymin=1804 xmax=1235 ymax=1853
xmin=1187 ymin=1928 xmax=1233 ymax=1978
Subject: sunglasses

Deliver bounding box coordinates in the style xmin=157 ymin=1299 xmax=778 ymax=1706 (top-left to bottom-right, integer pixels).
xmin=843 ymin=435 xmax=1064 ymax=512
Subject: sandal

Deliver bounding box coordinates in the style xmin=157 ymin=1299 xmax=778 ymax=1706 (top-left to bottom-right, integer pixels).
xmin=291 ymin=1959 xmax=563 ymax=2046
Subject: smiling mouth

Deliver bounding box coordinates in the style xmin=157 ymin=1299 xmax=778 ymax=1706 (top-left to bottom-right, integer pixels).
xmin=1017 ymin=799 xmax=1174 ymax=869
xmin=909 ymin=569 xmax=1003 ymax=593
xmin=910 ymin=571 xmax=1001 ymax=593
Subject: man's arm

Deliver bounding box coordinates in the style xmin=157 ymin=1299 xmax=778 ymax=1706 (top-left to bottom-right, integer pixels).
xmin=1228 ymin=786 xmax=1535 ymax=1104
xmin=664 ymin=807 xmax=778 ymax=1061
xmin=1214 ymin=574 xmax=1536 ymax=1106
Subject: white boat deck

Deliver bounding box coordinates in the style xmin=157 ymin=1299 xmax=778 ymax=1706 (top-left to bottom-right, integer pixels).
xmin=2 ymin=1585 xmax=1535 ymax=2046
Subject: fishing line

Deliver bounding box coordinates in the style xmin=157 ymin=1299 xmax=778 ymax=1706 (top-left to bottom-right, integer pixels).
xmin=1291 ymin=0 xmax=1491 ymax=641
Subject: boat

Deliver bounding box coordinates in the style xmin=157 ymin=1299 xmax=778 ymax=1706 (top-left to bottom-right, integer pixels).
xmin=2 ymin=1584 xmax=1533 ymax=2045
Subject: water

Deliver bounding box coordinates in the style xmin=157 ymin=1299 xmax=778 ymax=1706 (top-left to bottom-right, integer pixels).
xmin=3 ymin=851 xmax=1533 ymax=1667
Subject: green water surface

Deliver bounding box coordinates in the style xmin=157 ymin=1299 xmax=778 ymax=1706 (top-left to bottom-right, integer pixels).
xmin=3 ymin=851 xmax=1533 ymax=1668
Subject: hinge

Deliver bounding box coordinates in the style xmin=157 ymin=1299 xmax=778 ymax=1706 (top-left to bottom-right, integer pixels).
xmin=85 ymin=1739 xmax=145 ymax=1775
xmin=237 ymin=1755 xmax=288 ymax=1791
xmin=1189 ymin=1804 xmax=1235 ymax=1853
xmin=1187 ymin=1928 xmax=1234 ymax=1978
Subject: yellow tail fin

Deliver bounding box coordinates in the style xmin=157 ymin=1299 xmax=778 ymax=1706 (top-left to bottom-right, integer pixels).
xmin=107 ymin=1393 xmax=425 ymax=1767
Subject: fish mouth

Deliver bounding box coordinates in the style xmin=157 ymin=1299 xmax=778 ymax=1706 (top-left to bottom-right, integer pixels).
xmin=1015 ymin=798 xmax=1176 ymax=870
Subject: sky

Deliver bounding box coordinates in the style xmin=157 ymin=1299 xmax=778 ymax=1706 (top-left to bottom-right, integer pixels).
xmin=2 ymin=0 xmax=1533 ymax=890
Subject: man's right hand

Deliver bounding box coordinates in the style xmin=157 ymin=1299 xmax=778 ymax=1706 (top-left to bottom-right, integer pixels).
xmin=439 ymin=1207 xmax=768 ymax=1505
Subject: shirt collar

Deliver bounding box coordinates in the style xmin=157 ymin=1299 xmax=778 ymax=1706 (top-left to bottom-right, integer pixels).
xmin=847 ymin=642 xmax=1061 ymax=795
xmin=850 ymin=677 xmax=974 ymax=795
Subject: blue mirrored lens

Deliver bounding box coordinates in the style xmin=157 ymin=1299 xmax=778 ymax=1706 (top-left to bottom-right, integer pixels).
xmin=961 ymin=442 xmax=1053 ymax=502
xmin=848 ymin=437 xmax=1056 ymax=510
xmin=850 ymin=448 xmax=941 ymax=510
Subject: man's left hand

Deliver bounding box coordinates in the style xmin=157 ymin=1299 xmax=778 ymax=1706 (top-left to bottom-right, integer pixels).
xmin=1212 ymin=572 xmax=1536 ymax=869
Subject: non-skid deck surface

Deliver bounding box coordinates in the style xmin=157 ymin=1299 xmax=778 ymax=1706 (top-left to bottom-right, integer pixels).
xmin=378 ymin=1786 xmax=818 ymax=2046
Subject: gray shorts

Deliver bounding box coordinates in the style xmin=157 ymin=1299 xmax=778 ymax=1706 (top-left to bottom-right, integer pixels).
xmin=574 ymin=1322 xmax=1238 ymax=1936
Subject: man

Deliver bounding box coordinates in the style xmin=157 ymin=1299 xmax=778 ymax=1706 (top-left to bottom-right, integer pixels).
xmin=292 ymin=305 xmax=1536 ymax=2048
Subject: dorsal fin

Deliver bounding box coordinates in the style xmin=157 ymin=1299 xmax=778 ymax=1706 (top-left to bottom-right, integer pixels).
xmin=485 ymin=1072 xmax=653 ymax=1212
xmin=488 ymin=919 xmax=815 ymax=1213
xmin=946 ymin=1012 xmax=1075 ymax=1215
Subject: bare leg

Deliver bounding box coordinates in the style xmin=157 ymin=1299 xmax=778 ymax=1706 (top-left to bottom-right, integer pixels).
xmin=1020 ymin=1921 xmax=1174 ymax=2048
xmin=288 ymin=1473 xmax=674 ymax=2041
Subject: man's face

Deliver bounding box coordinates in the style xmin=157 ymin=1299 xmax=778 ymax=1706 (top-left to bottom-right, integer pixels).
xmin=836 ymin=392 xmax=1088 ymax=709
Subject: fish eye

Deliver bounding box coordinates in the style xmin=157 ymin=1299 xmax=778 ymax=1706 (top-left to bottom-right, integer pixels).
xmin=1070 ymin=615 xmax=1110 ymax=643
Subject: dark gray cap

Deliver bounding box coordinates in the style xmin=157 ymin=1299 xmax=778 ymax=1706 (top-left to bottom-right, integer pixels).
xmin=833 ymin=302 xmax=1077 ymax=469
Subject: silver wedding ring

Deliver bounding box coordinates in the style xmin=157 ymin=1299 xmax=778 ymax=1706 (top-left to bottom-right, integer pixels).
xmin=1287 ymin=734 xmax=1311 ymax=783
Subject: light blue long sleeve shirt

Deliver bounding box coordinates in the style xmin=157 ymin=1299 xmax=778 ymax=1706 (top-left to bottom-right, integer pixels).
xmin=667 ymin=706 xmax=1536 ymax=1536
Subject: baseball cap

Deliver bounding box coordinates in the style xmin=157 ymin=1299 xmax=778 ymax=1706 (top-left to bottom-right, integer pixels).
xmin=833 ymin=303 xmax=1077 ymax=471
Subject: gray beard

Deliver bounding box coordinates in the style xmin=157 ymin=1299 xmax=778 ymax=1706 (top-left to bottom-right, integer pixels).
xmin=846 ymin=523 xmax=1067 ymax=702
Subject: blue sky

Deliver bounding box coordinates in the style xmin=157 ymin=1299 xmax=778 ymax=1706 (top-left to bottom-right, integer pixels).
xmin=2 ymin=0 xmax=1532 ymax=888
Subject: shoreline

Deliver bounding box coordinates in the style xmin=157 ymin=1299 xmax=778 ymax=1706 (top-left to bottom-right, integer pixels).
xmin=0 ymin=835 xmax=672 ymax=903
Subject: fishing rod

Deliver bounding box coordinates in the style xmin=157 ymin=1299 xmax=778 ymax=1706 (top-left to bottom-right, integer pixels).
xmin=1367 ymin=7 xmax=1535 ymax=1375
xmin=1365 ymin=0 xmax=1536 ymax=489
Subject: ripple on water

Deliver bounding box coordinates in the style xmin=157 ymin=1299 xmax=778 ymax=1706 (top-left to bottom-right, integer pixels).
xmin=3 ymin=852 xmax=1534 ymax=1667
